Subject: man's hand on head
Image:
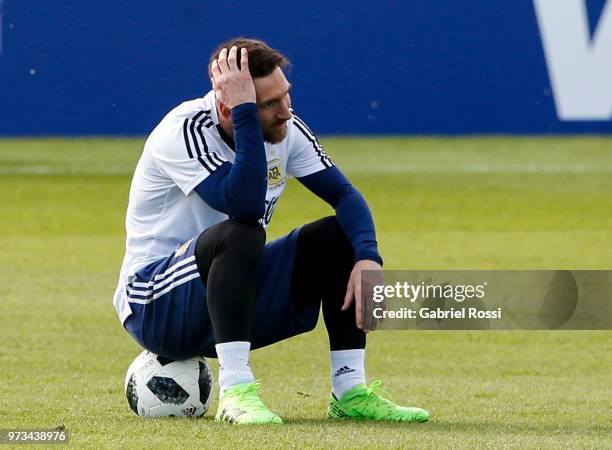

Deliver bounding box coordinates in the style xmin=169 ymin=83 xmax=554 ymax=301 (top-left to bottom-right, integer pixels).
xmin=342 ymin=259 xmax=383 ymax=331
xmin=210 ymin=46 xmax=256 ymax=109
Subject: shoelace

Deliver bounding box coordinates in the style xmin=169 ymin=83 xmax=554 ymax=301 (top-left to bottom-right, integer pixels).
xmin=229 ymin=380 xmax=268 ymax=410
xmin=343 ymin=379 xmax=395 ymax=418
xmin=342 ymin=379 xmax=393 ymax=402
xmin=365 ymin=379 xmax=393 ymax=402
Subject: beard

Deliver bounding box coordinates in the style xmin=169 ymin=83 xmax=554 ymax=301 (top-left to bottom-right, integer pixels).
xmin=262 ymin=122 xmax=288 ymax=144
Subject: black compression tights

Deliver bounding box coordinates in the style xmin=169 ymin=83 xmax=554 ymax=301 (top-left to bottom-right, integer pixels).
xmin=291 ymin=216 xmax=366 ymax=350
xmin=194 ymin=216 xmax=365 ymax=350
xmin=194 ymin=219 xmax=266 ymax=344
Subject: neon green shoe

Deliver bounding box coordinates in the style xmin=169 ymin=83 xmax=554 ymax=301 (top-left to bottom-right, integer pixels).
xmin=215 ymin=380 xmax=283 ymax=425
xmin=328 ymin=380 xmax=430 ymax=423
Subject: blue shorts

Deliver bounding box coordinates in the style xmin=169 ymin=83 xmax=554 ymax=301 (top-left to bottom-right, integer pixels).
xmin=123 ymin=227 xmax=320 ymax=359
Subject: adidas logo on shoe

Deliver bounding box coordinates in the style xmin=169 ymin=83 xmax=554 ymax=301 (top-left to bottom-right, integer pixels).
xmin=334 ymin=365 xmax=356 ymax=377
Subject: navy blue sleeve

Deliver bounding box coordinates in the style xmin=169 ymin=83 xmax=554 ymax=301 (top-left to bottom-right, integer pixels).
xmin=194 ymin=103 xmax=267 ymax=222
xmin=298 ymin=167 xmax=383 ymax=266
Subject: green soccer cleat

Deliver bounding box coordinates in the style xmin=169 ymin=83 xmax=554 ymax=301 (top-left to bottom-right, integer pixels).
xmin=328 ymin=379 xmax=430 ymax=423
xmin=215 ymin=380 xmax=283 ymax=425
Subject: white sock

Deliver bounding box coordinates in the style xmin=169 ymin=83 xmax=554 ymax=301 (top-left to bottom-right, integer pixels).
xmin=330 ymin=349 xmax=366 ymax=399
xmin=216 ymin=341 xmax=254 ymax=394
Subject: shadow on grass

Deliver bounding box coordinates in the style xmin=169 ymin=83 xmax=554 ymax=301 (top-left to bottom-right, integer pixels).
xmin=282 ymin=418 xmax=611 ymax=436
xmin=118 ymin=414 xmax=610 ymax=437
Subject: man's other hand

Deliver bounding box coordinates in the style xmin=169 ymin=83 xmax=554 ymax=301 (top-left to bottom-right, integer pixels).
xmin=342 ymin=259 xmax=383 ymax=331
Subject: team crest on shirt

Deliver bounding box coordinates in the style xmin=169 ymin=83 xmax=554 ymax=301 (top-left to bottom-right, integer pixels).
xmin=267 ymin=159 xmax=285 ymax=188
xmin=175 ymin=238 xmax=194 ymax=258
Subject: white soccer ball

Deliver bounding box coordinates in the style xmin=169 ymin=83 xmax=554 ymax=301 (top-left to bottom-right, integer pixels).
xmin=125 ymin=350 xmax=214 ymax=417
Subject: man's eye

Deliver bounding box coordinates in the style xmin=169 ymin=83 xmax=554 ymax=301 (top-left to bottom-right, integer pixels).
xmin=266 ymin=100 xmax=277 ymax=108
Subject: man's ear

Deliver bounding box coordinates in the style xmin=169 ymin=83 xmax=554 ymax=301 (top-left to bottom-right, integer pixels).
xmin=217 ymin=101 xmax=231 ymax=120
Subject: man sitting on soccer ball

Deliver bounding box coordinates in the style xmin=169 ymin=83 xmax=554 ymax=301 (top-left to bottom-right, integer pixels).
xmin=113 ymin=37 xmax=430 ymax=425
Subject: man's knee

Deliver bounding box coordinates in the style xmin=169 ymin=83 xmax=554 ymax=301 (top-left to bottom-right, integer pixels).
xmin=292 ymin=216 xmax=354 ymax=309
xmin=295 ymin=216 xmax=354 ymax=278
xmin=215 ymin=219 xmax=266 ymax=251
xmin=318 ymin=215 xmax=343 ymax=237
xmin=195 ymin=219 xmax=266 ymax=272
xmin=309 ymin=216 xmax=352 ymax=256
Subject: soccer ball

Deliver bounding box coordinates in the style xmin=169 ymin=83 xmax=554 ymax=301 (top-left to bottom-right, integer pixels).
xmin=125 ymin=351 xmax=214 ymax=417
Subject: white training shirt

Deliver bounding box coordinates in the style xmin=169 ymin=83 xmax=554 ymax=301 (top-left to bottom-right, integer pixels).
xmin=113 ymin=90 xmax=333 ymax=324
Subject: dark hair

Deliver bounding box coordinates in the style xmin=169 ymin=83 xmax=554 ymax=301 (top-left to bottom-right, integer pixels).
xmin=208 ymin=38 xmax=290 ymax=79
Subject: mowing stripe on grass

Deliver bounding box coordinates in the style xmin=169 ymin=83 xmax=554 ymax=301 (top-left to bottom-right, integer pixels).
xmin=2 ymin=163 xmax=612 ymax=175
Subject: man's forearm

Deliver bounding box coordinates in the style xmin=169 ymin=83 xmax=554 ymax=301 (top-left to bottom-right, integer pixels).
xmin=298 ymin=167 xmax=383 ymax=266
xmin=334 ymin=188 xmax=383 ymax=265
xmin=195 ymin=103 xmax=267 ymax=221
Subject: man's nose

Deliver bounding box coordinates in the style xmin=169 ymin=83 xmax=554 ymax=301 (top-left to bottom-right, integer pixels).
xmin=278 ymin=99 xmax=292 ymax=120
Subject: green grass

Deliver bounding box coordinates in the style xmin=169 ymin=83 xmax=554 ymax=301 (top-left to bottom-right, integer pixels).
xmin=0 ymin=137 xmax=611 ymax=448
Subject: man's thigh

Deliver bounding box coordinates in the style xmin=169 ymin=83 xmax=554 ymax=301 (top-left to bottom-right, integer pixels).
xmin=123 ymin=236 xmax=213 ymax=359
xmin=123 ymin=225 xmax=321 ymax=359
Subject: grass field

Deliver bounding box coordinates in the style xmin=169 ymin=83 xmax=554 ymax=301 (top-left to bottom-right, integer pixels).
xmin=0 ymin=137 xmax=611 ymax=448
